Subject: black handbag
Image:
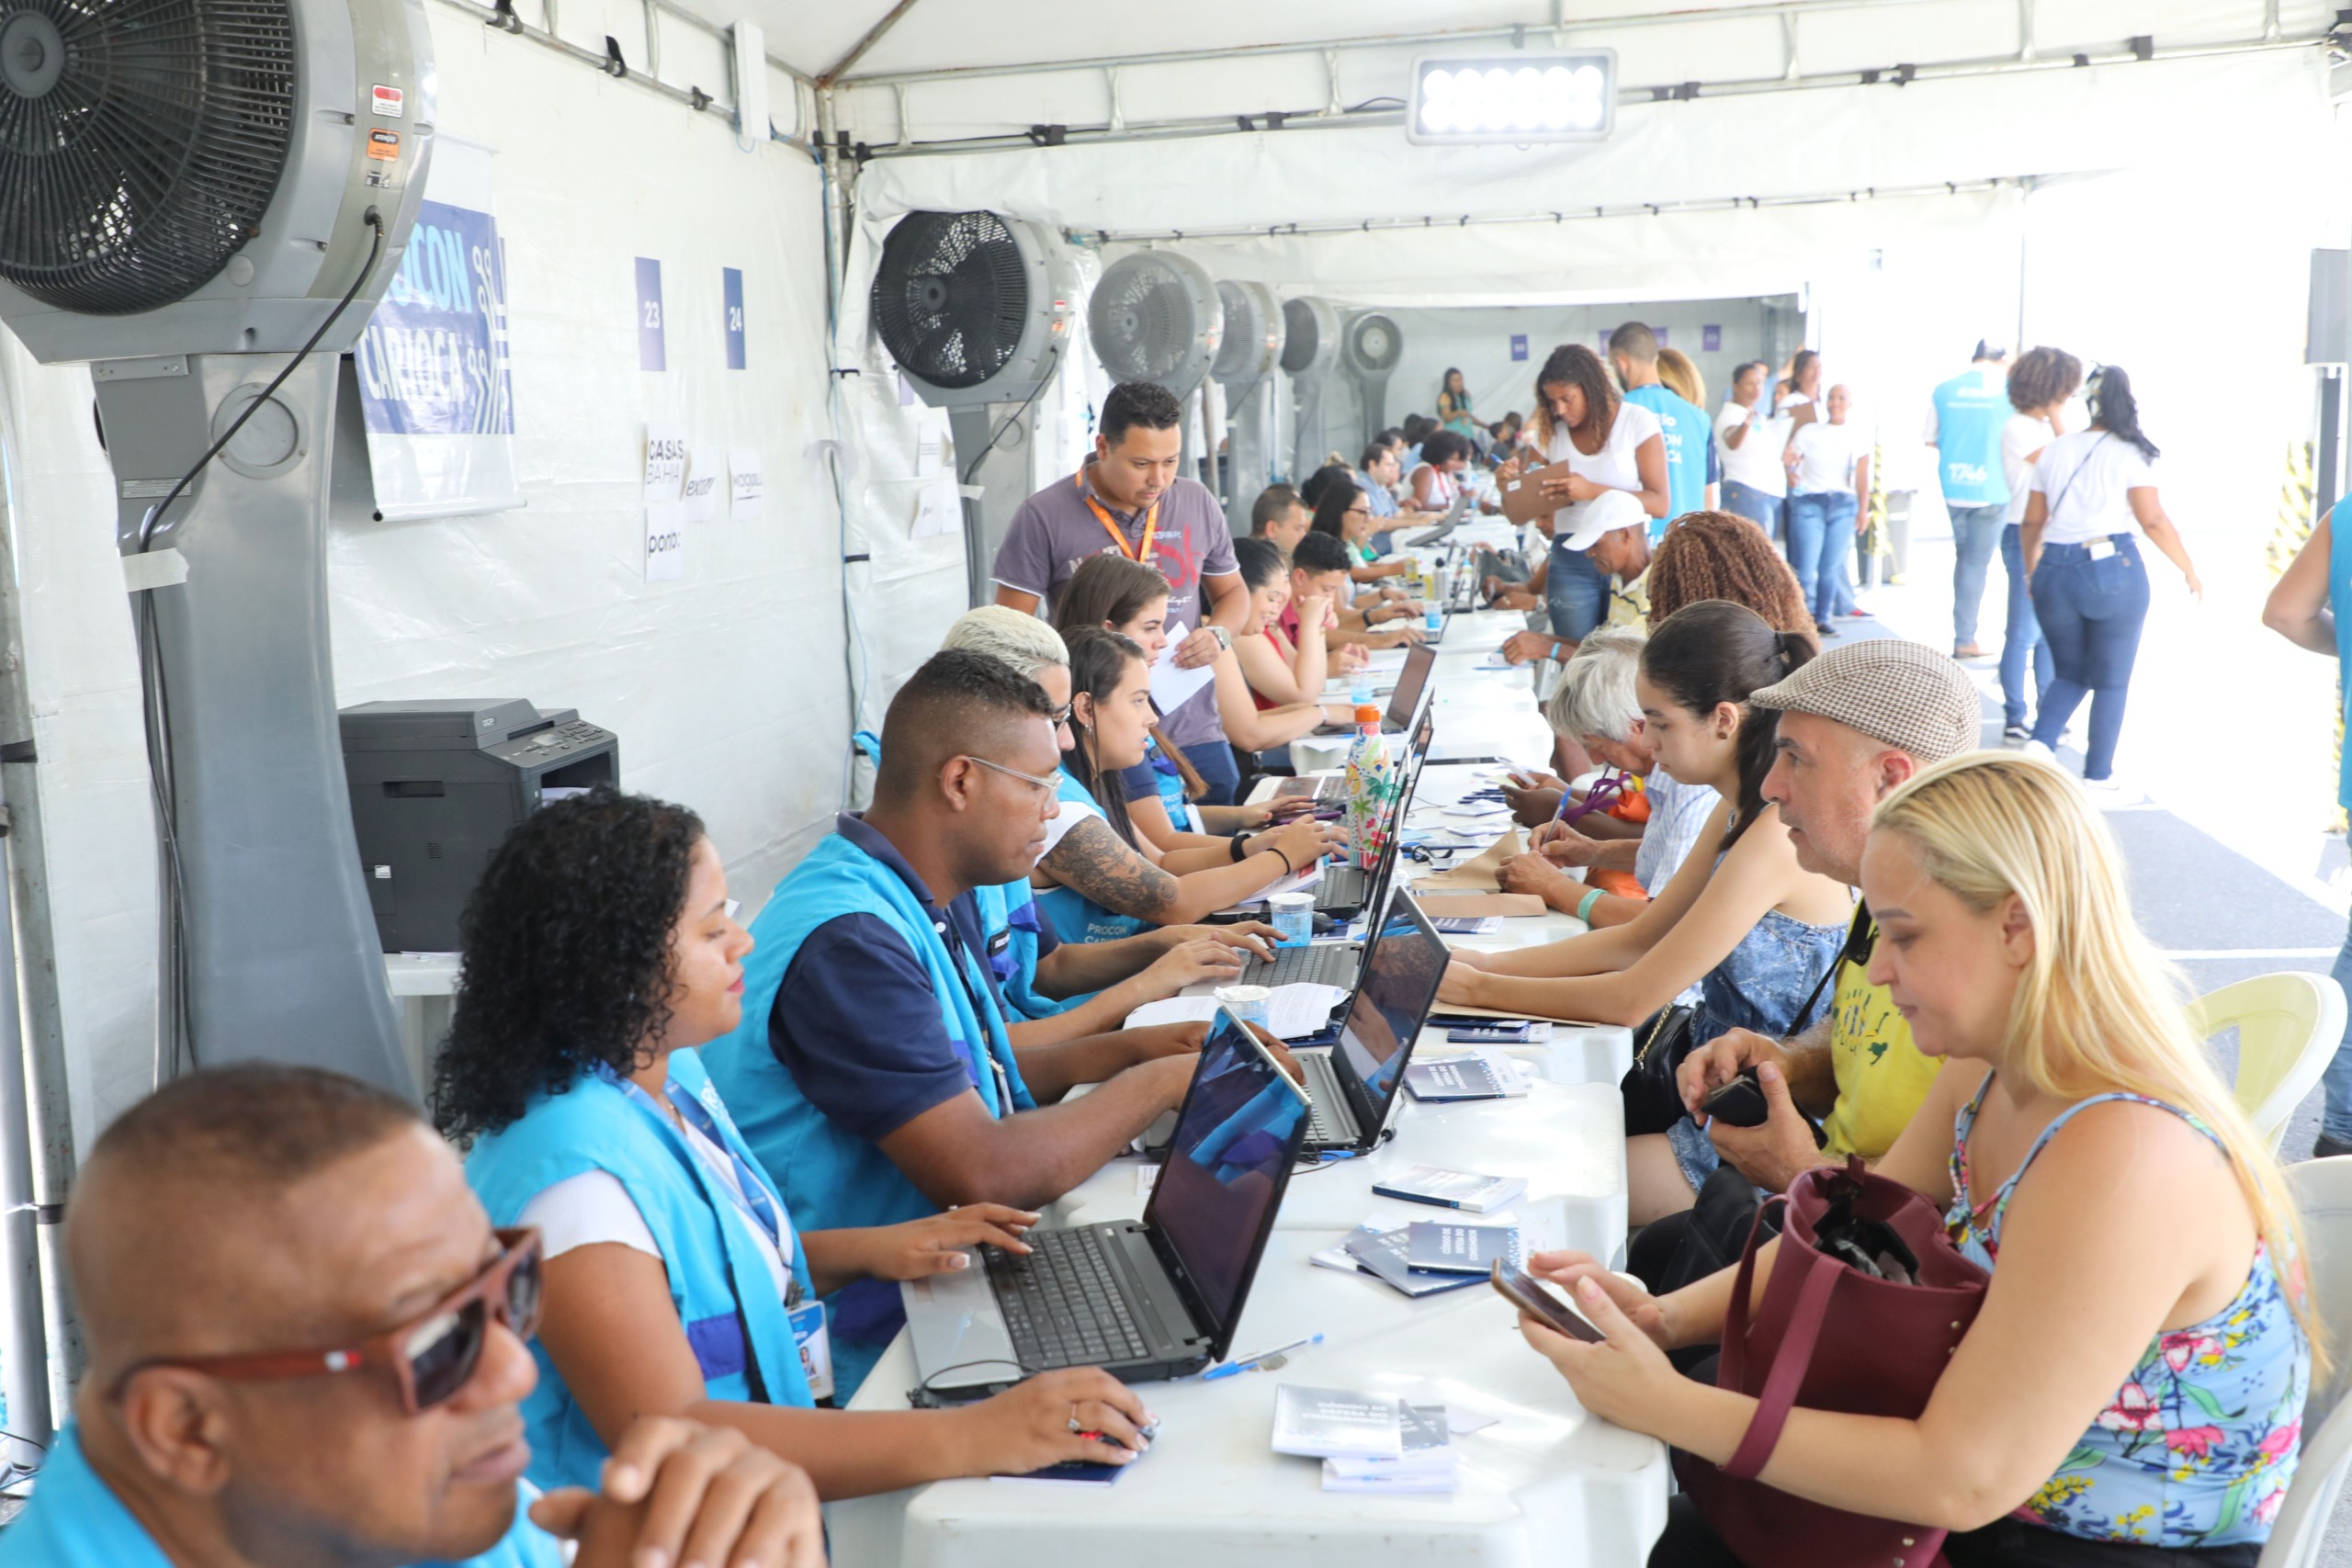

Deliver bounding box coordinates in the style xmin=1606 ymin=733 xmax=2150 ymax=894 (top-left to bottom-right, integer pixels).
xmin=1620 ymin=1003 xmax=1704 ymax=1137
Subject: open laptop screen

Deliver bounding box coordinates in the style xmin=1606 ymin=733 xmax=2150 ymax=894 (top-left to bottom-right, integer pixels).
xmin=1334 ymin=891 xmax=1447 ymax=1121
xmin=1145 ymin=1014 xmax=1310 ymax=1337
xmin=1384 ymin=643 xmax=1436 ymax=730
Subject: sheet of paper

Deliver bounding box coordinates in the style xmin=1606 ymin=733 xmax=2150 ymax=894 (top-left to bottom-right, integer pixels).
xmin=642 ymin=423 xmax=686 ymax=504
xmin=1362 ymin=648 xmax=1411 ymax=672
xmin=1148 ymin=622 xmax=1217 ymax=714
xmin=678 ymin=446 xmax=721 ymax=524
xmin=728 ymin=449 xmax=764 ymax=520
xmin=917 ymin=428 xmax=945 ymax=479
xmin=1123 ymin=983 xmax=1348 ymax=1040
xmin=643 ymin=502 xmax=683 ymax=582
xmin=912 ymin=479 xmax=961 ymax=539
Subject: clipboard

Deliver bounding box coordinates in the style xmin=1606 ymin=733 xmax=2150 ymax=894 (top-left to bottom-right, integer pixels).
xmin=1499 ymin=462 xmax=1574 ymax=525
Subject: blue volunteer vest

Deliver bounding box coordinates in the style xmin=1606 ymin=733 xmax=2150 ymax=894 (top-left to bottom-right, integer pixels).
xmin=465 ymin=1051 xmax=814 ymax=1489
xmin=702 ymin=828 xmax=1035 ymax=1396
xmin=1036 ymin=769 xmax=1154 ymax=945
xmin=975 ymin=877 xmax=1071 ymax=1020
xmin=1624 ymin=383 xmax=1706 ymax=530
xmin=0 ymin=1425 xmax=561 ymax=1568
xmin=1929 ymin=367 xmax=2010 ymax=507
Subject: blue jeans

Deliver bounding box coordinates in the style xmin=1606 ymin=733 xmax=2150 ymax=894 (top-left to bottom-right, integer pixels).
xmin=1179 ymin=739 xmax=1239 ymax=807
xmin=1786 ymin=491 xmax=1859 ymax=625
xmin=1997 ymin=524 xmax=2052 ymax=728
xmin=2325 ymin=924 xmax=2352 ymax=1144
xmin=1722 ymin=479 xmax=1784 ymax=540
xmin=1949 ymin=502 xmax=2007 ymax=647
xmin=2028 ymin=536 xmax=2150 ymax=782
xmin=1545 ymin=542 xmax=1611 ymax=645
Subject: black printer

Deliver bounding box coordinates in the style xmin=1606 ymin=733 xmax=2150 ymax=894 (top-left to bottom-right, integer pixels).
xmin=340 ymin=699 xmax=619 ymax=953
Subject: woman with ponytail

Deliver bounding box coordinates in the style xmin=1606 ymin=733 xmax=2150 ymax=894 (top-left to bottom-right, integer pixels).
xmin=1519 ymin=752 xmax=2314 ymax=1566
xmin=1440 ymin=600 xmax=1853 ymax=1217
xmin=2020 ymin=365 xmax=2202 ymax=799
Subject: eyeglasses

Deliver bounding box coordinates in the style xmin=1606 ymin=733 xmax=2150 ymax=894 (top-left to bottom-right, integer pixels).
xmin=963 ymin=754 xmax=1059 ymax=795
xmin=1046 ymin=702 xmax=1074 ymax=727
xmin=1346 ymin=505 xmax=1372 ymax=519
xmin=116 ymin=1228 xmax=544 ymax=1414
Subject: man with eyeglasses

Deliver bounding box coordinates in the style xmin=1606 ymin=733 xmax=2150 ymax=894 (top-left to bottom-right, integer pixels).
xmin=4 ymin=1064 xmax=823 ymax=1568
xmin=1625 ymin=641 xmax=1980 ymax=1296
xmin=705 ymin=650 xmax=1212 ymax=1396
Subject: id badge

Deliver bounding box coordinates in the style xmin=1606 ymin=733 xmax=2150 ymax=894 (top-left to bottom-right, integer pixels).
xmin=789 ymin=1300 xmax=833 ymax=1402
xmin=2086 ymin=539 xmax=2116 ymax=561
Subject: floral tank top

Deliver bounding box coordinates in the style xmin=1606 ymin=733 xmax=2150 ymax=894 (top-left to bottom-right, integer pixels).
xmin=1946 ymin=1079 xmax=2309 ymax=1548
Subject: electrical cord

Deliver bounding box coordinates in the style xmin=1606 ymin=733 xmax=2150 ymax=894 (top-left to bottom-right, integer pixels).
xmin=961 ymin=342 xmax=1061 ymax=487
xmin=130 ymin=209 xmax=390 ymax=1077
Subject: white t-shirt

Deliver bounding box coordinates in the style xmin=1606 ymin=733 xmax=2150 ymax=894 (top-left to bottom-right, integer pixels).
xmin=1544 ymin=401 xmax=1661 ymax=537
xmin=1787 ymin=420 xmax=1867 ymax=495
xmin=518 ymin=1106 xmax=795 ymax=1305
xmin=1042 ymin=795 xmax=1101 ymax=855
xmin=2030 ymin=431 xmax=2155 ymax=547
xmin=2000 ymin=413 xmax=2056 ymax=525
xmin=1714 ymin=401 xmax=1788 ymax=495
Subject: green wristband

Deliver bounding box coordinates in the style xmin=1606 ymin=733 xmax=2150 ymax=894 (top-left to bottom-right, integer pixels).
xmin=1575 ymin=887 xmax=1603 ymax=923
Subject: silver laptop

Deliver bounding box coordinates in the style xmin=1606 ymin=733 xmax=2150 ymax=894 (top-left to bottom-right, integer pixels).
xmin=902 ymin=1010 xmax=1311 ymax=1399
xmin=1298 ymin=889 xmax=1448 ymax=1153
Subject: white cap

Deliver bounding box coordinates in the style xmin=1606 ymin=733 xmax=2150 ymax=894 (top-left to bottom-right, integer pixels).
xmin=1558 ymin=488 xmax=1649 ymax=552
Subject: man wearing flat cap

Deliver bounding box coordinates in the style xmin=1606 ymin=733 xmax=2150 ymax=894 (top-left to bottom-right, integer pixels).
xmin=1634 ymin=639 xmax=1984 ymax=1286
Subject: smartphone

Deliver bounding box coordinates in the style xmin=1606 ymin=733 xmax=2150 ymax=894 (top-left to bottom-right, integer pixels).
xmin=1702 ymin=1068 xmax=1770 ymax=1129
xmin=1489 ymin=1261 xmax=1604 ymax=1342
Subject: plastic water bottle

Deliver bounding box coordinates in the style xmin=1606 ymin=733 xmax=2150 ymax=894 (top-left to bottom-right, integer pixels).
xmin=1344 ymin=703 xmax=1392 ymax=872
xmin=1349 ymin=664 xmax=1375 ymax=707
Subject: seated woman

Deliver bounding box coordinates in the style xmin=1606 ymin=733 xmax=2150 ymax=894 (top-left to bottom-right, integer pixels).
xmin=447 ymin=789 xmax=1157 ymax=1500
xmin=1031 ymin=626 xmax=1339 ymax=942
xmin=1405 ymin=429 xmax=1473 ymax=525
xmin=1437 ymin=602 xmax=1852 ymax=1222
xmin=1521 ymin=752 xmax=2315 ymax=1568
xmin=939 ymin=604 xmax=1282 ymax=1023
xmin=1308 ymin=478 xmax=1428 ymax=629
xmin=1495 ymin=626 xmax=1721 ymax=931
xmin=1053 ymin=553 xmax=1324 ymax=852
xmin=1211 ymin=536 xmax=1362 ymax=767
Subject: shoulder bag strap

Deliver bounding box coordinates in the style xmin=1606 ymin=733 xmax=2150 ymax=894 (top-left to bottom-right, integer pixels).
xmin=2041 ymin=432 xmax=2109 ymax=530
xmin=1715 ymin=1192 xmax=1791 ymax=1393
xmin=1723 ymin=1244 xmax=1842 ymax=1480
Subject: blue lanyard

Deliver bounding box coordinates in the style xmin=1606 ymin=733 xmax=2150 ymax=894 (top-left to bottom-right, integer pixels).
xmin=599 ymin=1065 xmax=797 ymax=1299
xmin=935 ymin=917 xmax=1017 ymax=1114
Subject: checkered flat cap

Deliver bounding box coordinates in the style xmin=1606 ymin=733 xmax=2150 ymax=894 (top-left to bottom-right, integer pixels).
xmin=1749 ymin=638 xmax=1979 ymax=762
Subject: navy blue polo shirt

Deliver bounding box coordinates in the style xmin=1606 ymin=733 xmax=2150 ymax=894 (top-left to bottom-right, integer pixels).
xmin=767 ymin=813 xmax=1051 ymax=1142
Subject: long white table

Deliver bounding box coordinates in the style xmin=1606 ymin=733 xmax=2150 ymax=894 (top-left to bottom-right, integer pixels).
xmin=829 ymin=602 xmax=1662 ymax=1567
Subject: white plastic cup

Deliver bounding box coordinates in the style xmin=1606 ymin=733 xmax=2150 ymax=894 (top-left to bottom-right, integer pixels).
xmin=1270 ymin=890 xmax=1316 ymax=947
xmin=1215 ymin=985 xmax=1272 ymax=1027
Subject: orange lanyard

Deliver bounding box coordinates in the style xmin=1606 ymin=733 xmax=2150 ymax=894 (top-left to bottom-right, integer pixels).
xmin=1078 ymin=470 xmax=1158 ymax=565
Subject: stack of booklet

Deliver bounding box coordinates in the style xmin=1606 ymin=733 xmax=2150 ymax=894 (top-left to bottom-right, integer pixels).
xmin=1270 ymin=1384 xmax=1457 ymax=1495
xmin=1370 ymin=1164 xmax=1527 ymax=1213
xmin=1313 ymin=1216 xmax=1525 ymax=1298
xmin=1403 ymin=1050 xmax=1533 ymax=1103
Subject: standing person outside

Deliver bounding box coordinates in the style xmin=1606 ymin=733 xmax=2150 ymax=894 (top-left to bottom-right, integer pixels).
xmin=1655 ymin=347 xmax=1721 ymax=513
xmin=994 ymin=380 xmax=1250 ymax=805
xmin=1715 ymin=360 xmax=1789 ymax=538
xmin=1996 ymin=346 xmax=2081 ymax=740
xmin=1783 ymin=384 xmax=1872 ymax=636
xmin=1927 ymin=340 xmax=2014 ymax=660
xmin=2262 ymin=499 xmax=2352 ymax=1156
xmin=2020 ymin=366 xmax=2202 ymax=799
xmin=1609 ymin=321 xmax=1706 ymax=530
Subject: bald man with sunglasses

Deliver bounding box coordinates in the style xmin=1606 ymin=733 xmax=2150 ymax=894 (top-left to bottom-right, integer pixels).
xmin=3 ymin=1064 xmax=823 ymax=1568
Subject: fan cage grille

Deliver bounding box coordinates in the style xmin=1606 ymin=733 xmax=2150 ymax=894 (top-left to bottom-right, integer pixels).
xmin=1088 ymin=255 xmax=1208 ymax=385
xmin=870 ymin=209 xmax=1031 ymax=393
xmin=1281 ymin=298 xmax=1325 ymax=374
xmin=0 ymin=0 xmax=298 ymax=314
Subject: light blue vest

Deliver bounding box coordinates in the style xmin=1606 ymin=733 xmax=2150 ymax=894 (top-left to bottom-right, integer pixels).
xmin=975 ymin=877 xmax=1071 ymax=1020
xmin=465 ymin=1051 xmax=813 ymax=1489
xmin=702 ymin=829 xmax=1035 ymax=1396
xmin=1036 ymin=769 xmax=1155 ymax=945
xmin=0 ymin=1425 xmax=561 ymax=1568
xmin=1624 ymin=383 xmax=1707 ymax=530
xmin=1929 ymin=367 xmax=2011 ymax=507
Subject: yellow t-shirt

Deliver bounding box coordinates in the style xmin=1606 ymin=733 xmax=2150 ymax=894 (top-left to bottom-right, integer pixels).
xmin=1816 ymin=914 xmax=1944 ymax=1161
xmin=1607 ymin=567 xmax=1651 ymax=628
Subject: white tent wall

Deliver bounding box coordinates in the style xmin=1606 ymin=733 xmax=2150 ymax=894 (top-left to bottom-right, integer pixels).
xmin=0 ymin=8 xmax=845 ymax=1143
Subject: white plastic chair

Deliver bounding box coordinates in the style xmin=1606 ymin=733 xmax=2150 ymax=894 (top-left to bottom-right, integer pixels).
xmin=2187 ymin=974 xmax=2346 ymax=1154
xmin=2256 ymin=1156 xmax=2352 ymax=1567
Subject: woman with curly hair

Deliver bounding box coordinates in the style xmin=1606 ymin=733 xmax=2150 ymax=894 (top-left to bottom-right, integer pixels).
xmin=1994 ymin=346 xmax=2083 ymax=739
xmin=446 ymin=788 xmax=1159 ymax=1500
xmin=1644 ymin=509 xmax=1819 ymax=649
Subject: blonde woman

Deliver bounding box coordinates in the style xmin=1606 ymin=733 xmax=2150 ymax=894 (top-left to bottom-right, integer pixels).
xmin=1519 ymin=752 xmax=2314 ymax=1566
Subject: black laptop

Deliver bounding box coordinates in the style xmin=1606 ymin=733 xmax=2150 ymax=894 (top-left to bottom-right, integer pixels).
xmin=1297 ymin=890 xmax=1448 ymax=1153
xmin=900 ymin=1010 xmax=1310 ymax=1398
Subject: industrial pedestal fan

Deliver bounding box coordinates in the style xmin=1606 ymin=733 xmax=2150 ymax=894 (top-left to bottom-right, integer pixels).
xmin=1282 ymin=296 xmax=1342 ymax=482
xmin=1212 ymin=279 xmax=1283 ymax=535
xmin=1088 ymin=250 xmax=1222 ymax=492
xmin=0 ymin=0 xmax=435 ymax=1096
xmin=870 ymin=210 xmax=1075 ymax=607
xmin=1345 ymin=310 xmax=1405 ymax=446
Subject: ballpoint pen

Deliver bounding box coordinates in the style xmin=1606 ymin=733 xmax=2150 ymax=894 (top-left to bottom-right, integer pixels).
xmin=1202 ymin=1331 xmax=1325 ymax=1381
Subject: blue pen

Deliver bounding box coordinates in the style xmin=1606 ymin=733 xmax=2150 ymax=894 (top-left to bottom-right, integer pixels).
xmin=1202 ymin=1331 xmax=1325 ymax=1381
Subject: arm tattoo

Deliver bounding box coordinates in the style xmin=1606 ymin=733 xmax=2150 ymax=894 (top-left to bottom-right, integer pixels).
xmin=1047 ymin=818 xmax=1180 ymax=921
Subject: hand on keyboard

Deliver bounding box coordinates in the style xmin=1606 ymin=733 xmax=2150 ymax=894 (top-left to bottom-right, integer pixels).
xmin=861 ymin=1203 xmax=1040 ymax=1281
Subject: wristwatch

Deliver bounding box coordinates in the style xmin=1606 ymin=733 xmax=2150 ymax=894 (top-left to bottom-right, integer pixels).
xmin=1205 ymin=624 xmax=1233 ymax=650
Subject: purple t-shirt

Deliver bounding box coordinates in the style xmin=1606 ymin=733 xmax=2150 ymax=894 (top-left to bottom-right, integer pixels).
xmin=991 ymin=468 xmax=1237 ymax=750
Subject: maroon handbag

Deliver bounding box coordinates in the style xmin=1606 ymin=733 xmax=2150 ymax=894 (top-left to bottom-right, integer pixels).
xmin=1674 ymin=1158 xmax=1990 ymax=1568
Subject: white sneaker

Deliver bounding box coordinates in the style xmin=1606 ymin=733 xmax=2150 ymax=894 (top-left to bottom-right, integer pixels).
xmin=2083 ymin=776 xmax=2144 ymax=807
xmin=2020 ymin=739 xmax=2056 ymax=763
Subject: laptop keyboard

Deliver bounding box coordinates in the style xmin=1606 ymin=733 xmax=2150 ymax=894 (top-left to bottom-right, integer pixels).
xmin=985 ymin=1228 xmax=1152 ymax=1371
xmin=1236 ymin=942 xmax=1358 ymax=989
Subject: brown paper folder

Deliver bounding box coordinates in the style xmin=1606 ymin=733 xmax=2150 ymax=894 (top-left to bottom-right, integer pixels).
xmin=1413 ymin=830 xmax=1526 ymax=893
xmin=1415 ymin=892 xmax=1548 ymax=919
xmin=1498 ymin=462 xmax=1573 ymax=525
